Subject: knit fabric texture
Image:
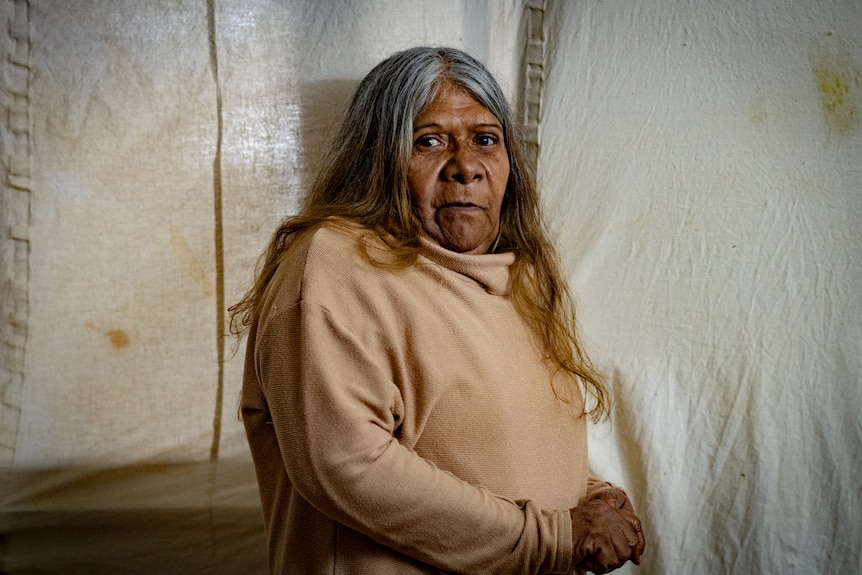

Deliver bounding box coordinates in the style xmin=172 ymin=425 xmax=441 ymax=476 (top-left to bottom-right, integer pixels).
xmin=241 ymin=221 xmax=589 ymax=574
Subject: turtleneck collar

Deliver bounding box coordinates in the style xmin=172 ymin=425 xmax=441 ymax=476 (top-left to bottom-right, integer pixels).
xmin=418 ymin=236 xmax=515 ymax=296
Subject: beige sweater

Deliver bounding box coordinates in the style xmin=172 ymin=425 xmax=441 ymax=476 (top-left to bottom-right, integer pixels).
xmin=241 ymin=222 xmax=591 ymax=574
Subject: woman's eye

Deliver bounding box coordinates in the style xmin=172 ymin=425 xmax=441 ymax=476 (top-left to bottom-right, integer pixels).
xmin=416 ymin=136 xmax=442 ymax=148
xmin=476 ymin=134 xmax=498 ymax=146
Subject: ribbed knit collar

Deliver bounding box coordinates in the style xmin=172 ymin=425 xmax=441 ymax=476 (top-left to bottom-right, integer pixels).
xmin=418 ymin=236 xmax=515 ymax=296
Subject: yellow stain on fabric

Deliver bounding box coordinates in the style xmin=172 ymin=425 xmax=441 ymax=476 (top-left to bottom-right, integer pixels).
xmin=809 ymin=38 xmax=859 ymax=133
xmin=817 ymin=72 xmax=849 ymax=112
xmin=814 ymin=68 xmax=856 ymax=130
xmin=169 ymin=224 xmax=216 ymax=298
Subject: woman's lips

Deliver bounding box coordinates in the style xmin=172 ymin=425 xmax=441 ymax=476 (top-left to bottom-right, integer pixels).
xmin=438 ymin=202 xmax=482 ymax=211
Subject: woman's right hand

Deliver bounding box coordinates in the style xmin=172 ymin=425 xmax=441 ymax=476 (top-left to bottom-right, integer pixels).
xmin=569 ymin=496 xmax=645 ymax=573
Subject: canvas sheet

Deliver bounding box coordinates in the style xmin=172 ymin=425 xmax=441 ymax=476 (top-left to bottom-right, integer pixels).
xmin=1 ymin=0 xmax=860 ymax=573
xmin=541 ymin=2 xmax=862 ymax=573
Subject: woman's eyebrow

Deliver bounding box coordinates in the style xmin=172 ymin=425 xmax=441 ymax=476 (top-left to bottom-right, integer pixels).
xmin=413 ymin=122 xmax=442 ymax=131
xmin=413 ymin=121 xmax=503 ymax=131
xmin=475 ymin=122 xmax=503 ymax=130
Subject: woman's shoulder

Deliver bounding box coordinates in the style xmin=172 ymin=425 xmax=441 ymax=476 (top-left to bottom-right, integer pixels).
xmin=271 ymin=218 xmax=385 ymax=297
xmin=299 ymin=217 xmax=385 ymax=269
xmin=306 ymin=217 xmax=371 ymax=252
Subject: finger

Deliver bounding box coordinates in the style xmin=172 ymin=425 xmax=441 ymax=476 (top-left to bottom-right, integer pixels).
xmin=606 ymin=488 xmax=636 ymax=514
xmin=633 ymin=520 xmax=645 ymax=564
xmin=616 ymin=508 xmax=646 ymax=561
xmin=578 ymin=559 xmax=610 ymax=574
xmin=616 ymin=508 xmax=642 ymax=535
xmin=593 ymin=544 xmax=624 ymax=574
xmin=577 ymin=559 xmax=604 ymax=574
xmin=619 ymin=495 xmax=636 ymax=514
xmin=612 ymin=521 xmax=638 ymax=563
xmin=591 ymin=488 xmax=629 ymax=510
xmin=607 ymin=489 xmax=637 ymax=516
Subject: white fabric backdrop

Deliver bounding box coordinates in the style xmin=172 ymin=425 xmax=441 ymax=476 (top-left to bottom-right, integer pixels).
xmin=1 ymin=0 xmax=859 ymax=573
xmin=541 ymin=2 xmax=861 ymax=573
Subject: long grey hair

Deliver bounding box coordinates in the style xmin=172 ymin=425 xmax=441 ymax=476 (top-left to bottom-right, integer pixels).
xmin=301 ymin=45 xmax=532 ymax=250
xmin=230 ymin=46 xmax=609 ymax=420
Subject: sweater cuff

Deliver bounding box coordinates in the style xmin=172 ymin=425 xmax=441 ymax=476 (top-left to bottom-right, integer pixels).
xmin=545 ymin=508 xmax=574 ymax=574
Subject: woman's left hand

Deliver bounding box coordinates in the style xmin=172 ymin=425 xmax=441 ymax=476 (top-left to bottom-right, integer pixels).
xmin=583 ymin=486 xmax=645 ymax=566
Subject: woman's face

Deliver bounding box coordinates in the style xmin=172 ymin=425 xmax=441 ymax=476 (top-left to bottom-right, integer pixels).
xmin=407 ymin=85 xmax=510 ymax=254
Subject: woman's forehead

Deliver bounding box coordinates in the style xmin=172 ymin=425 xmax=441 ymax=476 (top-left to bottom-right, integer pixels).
xmin=414 ymin=84 xmax=500 ymax=128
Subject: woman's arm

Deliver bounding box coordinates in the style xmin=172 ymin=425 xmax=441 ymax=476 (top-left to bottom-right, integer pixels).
xmin=254 ymin=300 xmax=574 ymax=575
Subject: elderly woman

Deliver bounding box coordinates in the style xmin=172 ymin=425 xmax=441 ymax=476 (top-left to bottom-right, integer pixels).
xmin=231 ymin=47 xmax=645 ymax=574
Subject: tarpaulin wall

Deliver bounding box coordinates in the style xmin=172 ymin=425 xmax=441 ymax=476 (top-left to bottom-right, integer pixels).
xmin=1 ymin=0 xmax=859 ymax=573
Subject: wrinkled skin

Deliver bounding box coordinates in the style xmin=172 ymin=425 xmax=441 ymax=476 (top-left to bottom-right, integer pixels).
xmin=571 ymin=487 xmax=646 ymax=573
xmin=407 ymin=84 xmax=510 ymax=254
xmin=408 ymin=84 xmax=646 ymax=575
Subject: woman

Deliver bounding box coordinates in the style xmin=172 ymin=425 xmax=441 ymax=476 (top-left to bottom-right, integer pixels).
xmin=231 ymin=46 xmax=645 ymax=574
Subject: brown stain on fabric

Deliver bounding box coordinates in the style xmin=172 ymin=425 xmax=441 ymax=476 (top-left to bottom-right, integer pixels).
xmin=169 ymin=224 xmax=216 ymax=298
xmin=86 ymin=322 xmax=130 ymax=349
xmin=106 ymin=330 xmax=130 ymax=349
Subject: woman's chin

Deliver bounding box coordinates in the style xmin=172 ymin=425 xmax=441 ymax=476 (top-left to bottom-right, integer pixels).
xmin=438 ymin=233 xmax=493 ymax=254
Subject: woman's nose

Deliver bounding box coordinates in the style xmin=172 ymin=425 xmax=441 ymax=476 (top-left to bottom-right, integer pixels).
xmin=442 ymin=144 xmax=483 ymax=184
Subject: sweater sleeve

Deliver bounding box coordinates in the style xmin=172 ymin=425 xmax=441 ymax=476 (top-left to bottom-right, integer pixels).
xmin=255 ymin=299 xmax=574 ymax=575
